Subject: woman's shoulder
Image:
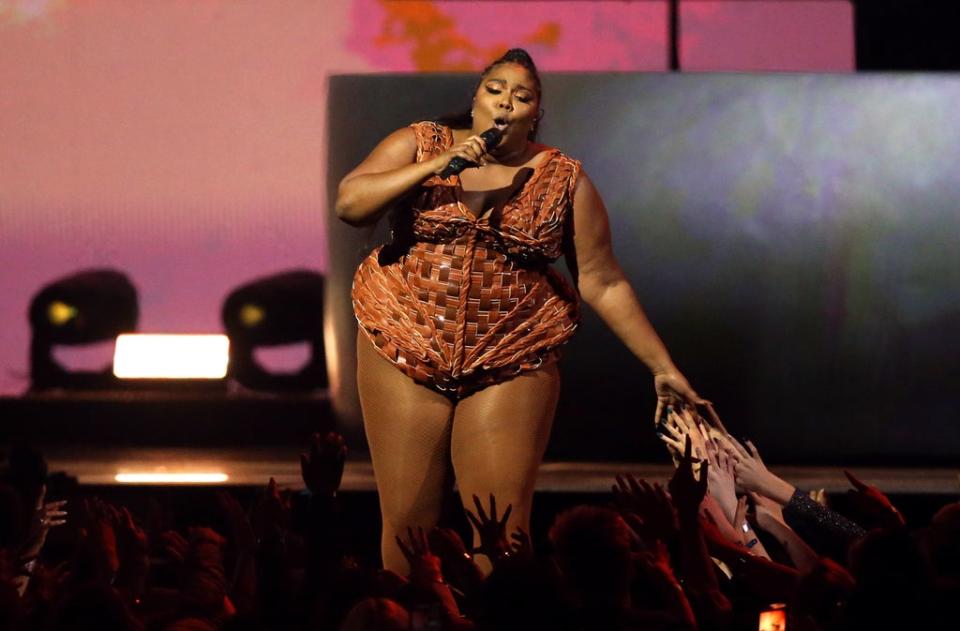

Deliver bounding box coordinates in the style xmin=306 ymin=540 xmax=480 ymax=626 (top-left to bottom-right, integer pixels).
xmin=408 ymin=121 xmax=454 ymax=155
xmin=532 ymin=143 xmax=582 ymax=176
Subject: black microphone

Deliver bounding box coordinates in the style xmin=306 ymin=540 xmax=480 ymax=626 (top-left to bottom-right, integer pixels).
xmin=439 ymin=127 xmax=503 ymax=178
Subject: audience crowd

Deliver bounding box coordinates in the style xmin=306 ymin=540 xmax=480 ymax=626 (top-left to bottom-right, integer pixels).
xmin=1 ymin=405 xmax=958 ymax=629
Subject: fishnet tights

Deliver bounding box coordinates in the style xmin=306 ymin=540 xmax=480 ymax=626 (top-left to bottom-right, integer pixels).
xmin=357 ymin=332 xmax=559 ymax=574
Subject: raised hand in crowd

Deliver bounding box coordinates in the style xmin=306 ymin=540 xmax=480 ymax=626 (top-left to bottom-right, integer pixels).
xmin=160 ymin=529 xmax=189 ymax=566
xmin=726 ymin=437 xmax=864 ymax=561
xmin=20 ymin=485 xmax=67 ymax=561
xmin=699 ymin=494 xmax=743 ymax=546
xmin=300 ymin=431 xmax=347 ymax=497
xmin=612 ymin=473 xmax=678 ymax=546
xmin=174 ymin=526 xmax=234 ymax=623
xmin=75 ymin=497 xmax=121 ymax=583
xmin=427 ymin=527 xmax=484 ymax=601
xmin=214 ymin=490 xmax=259 ymax=615
xmin=733 ymin=495 xmax=772 ymax=559
xmin=628 ymin=539 xmax=697 ymax=630
xmin=105 ymin=504 xmax=150 ymax=603
xmin=657 ymin=406 xmax=704 ymax=460
xmin=250 ymin=477 xmax=292 ymax=543
xmin=396 ymin=527 xmax=444 ymax=589
xmin=213 ymin=490 xmax=254 ymax=553
xmin=668 ymin=437 xmax=708 ymax=519
xmin=843 ymin=469 xmax=905 ymax=530
xmin=667 ymin=436 xmax=733 ymax=627
xmin=301 ymin=433 xmax=350 ymax=595
xmin=508 ymin=526 xmax=533 ymax=562
xmin=751 ymin=491 xmax=820 ymax=573
xmin=727 ymin=437 xmax=797 ymax=505
xmin=396 ymin=527 xmax=465 ymax=626
xmin=703 ymin=434 xmax=739 ymax=523
xmin=463 ymin=494 xmax=513 ymax=567
xmin=659 ymin=404 xmax=732 ymax=459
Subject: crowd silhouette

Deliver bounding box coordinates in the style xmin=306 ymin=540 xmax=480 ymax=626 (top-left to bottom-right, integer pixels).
xmin=1 ymin=405 xmax=957 ymax=629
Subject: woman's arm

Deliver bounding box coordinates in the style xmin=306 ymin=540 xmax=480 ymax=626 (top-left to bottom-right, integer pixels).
xmin=334 ymin=127 xmax=489 ymax=226
xmin=567 ymin=172 xmax=701 ymax=412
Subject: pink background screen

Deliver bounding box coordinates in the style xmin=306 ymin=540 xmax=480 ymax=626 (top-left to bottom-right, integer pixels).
xmin=0 ymin=1 xmax=852 ymax=394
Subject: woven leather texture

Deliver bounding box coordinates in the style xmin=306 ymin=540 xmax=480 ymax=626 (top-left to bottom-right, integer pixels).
xmin=352 ymin=121 xmax=581 ymax=398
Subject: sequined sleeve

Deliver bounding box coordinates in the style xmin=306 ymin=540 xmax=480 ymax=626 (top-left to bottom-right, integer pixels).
xmin=782 ymin=490 xmax=866 ymax=561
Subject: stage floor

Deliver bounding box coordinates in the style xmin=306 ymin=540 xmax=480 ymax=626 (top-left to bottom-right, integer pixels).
xmin=5 ymin=393 xmax=957 ymax=494
xmin=38 ymin=445 xmax=959 ymax=494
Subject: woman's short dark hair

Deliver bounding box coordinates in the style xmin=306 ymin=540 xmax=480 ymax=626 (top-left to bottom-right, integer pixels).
xmin=433 ymin=48 xmax=543 ymax=140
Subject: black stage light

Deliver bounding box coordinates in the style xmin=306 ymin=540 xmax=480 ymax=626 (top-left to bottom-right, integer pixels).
xmin=28 ymin=269 xmax=138 ymax=391
xmin=222 ymin=270 xmax=327 ymax=392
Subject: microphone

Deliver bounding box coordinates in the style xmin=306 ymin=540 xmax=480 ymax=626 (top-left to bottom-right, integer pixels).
xmin=439 ymin=127 xmax=503 ymax=178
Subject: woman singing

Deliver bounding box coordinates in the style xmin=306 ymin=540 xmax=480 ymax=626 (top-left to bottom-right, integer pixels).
xmin=336 ymin=49 xmax=702 ymax=573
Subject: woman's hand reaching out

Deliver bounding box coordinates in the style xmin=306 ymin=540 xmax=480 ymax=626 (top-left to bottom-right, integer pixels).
xmin=654 ymin=369 xmax=705 ymax=426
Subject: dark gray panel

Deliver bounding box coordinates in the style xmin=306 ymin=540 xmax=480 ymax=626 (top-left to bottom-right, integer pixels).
xmin=326 ymin=73 xmax=960 ymax=464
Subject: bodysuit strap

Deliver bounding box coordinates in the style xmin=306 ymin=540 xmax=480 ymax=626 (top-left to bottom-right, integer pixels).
xmin=410 ymin=121 xmax=453 ymax=163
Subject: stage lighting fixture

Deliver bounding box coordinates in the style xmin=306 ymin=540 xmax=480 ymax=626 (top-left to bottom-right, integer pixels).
xmin=113 ymin=334 xmax=230 ymax=379
xmin=222 ymin=270 xmax=327 ymax=392
xmin=29 ymin=269 xmax=138 ymax=390
xmin=115 ymin=472 xmax=229 ymax=485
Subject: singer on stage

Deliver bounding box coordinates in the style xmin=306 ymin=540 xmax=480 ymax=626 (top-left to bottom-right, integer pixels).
xmin=335 ymin=49 xmax=702 ymax=573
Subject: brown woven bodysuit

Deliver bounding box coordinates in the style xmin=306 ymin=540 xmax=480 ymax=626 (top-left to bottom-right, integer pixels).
xmin=352 ymin=122 xmax=581 ymax=398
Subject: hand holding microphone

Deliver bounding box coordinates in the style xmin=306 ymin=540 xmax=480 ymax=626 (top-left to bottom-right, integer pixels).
xmin=437 ymin=128 xmax=504 ymax=178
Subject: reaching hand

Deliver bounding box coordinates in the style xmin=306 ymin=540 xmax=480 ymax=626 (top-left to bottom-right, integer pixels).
xmin=396 ymin=527 xmax=444 ymax=587
xmin=509 ymin=527 xmax=533 ymax=561
xmin=611 ymin=473 xmax=678 ymax=545
xmin=463 ymin=494 xmax=512 ymax=565
xmin=300 ymin=431 xmax=347 ymax=497
xmin=78 ymin=498 xmax=121 ymax=579
xmin=658 ymin=407 xmax=711 ymax=479
xmin=21 ymin=485 xmax=67 ymax=559
xmin=427 ymin=527 xmax=483 ymax=593
xmin=729 ymin=438 xmax=796 ymax=505
xmin=27 ymin=560 xmax=69 ymax=603
xmin=653 ymin=369 xmax=705 ymax=425
xmin=731 ymin=495 xmax=749 ymax=545
xmin=699 ymin=495 xmax=743 ymax=544
xmin=251 ymin=477 xmax=292 ymax=542
xmin=843 ymin=470 xmax=905 ymax=529
xmin=750 ymin=492 xmax=786 ymax=531
xmin=668 ymin=436 xmax=708 ymax=519
xmin=110 ymin=505 xmax=149 ymax=574
xmin=427 ymin=527 xmax=472 ymax=562
xmin=700 ymin=401 xmax=730 ymax=435
xmin=215 ymin=490 xmax=257 ymax=553
xmin=160 ymin=530 xmax=189 ymax=565
xmin=704 ymin=437 xmax=738 ymax=523
xmin=632 ymin=538 xmax=677 ymax=583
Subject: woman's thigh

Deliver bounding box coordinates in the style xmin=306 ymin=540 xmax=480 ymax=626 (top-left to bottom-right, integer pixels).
xmin=356 ymin=332 xmax=455 ymax=526
xmin=449 ymin=364 xmax=561 ymax=531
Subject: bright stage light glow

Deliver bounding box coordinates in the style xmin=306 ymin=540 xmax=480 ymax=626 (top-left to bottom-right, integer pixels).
xmin=115 ymin=472 xmax=229 ymax=484
xmin=113 ymin=334 xmax=229 ymax=379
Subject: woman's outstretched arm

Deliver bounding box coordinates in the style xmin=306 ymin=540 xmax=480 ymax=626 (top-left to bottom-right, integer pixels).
xmin=567 ymin=171 xmax=702 ymax=418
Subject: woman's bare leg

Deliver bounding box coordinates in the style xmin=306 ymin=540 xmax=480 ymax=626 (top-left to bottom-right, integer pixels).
xmin=450 ymin=364 xmax=560 ymax=570
xmin=356 ymin=332 xmax=455 ymax=574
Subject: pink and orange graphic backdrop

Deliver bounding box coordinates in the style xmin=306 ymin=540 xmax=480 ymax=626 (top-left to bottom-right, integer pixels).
xmin=0 ymin=1 xmax=852 ymax=394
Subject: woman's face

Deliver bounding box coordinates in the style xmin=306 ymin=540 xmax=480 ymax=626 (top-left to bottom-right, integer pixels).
xmin=472 ymin=62 xmax=540 ymax=148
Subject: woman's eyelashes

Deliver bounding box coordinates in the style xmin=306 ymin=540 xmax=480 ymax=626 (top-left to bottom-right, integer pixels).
xmin=484 ymin=86 xmax=533 ymax=103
